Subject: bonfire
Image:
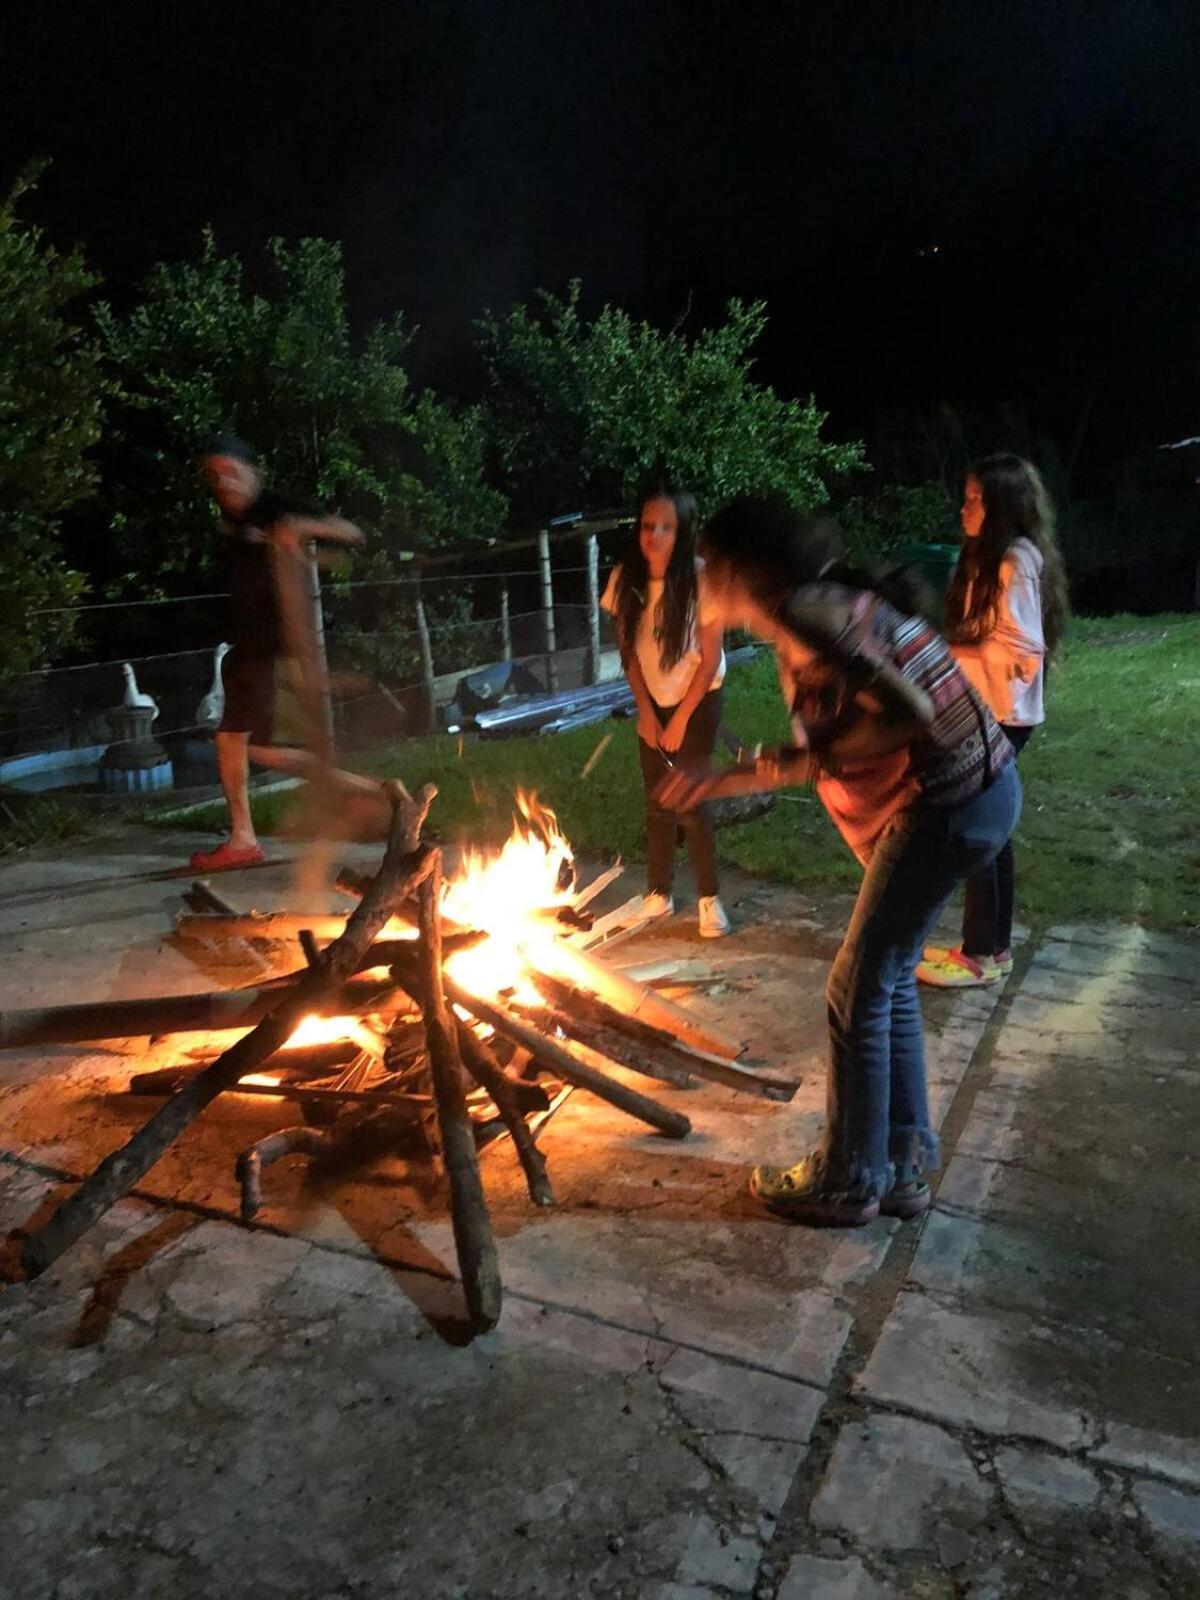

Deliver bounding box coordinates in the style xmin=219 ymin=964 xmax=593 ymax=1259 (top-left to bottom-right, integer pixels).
xmin=5 ymin=779 xmax=795 ymax=1331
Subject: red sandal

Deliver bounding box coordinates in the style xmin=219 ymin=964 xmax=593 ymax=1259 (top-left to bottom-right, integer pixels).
xmin=188 ymin=841 xmax=266 ymax=873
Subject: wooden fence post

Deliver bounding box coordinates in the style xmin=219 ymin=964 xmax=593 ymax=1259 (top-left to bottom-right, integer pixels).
xmin=413 ymin=574 xmax=437 ymax=735
xmin=585 ymin=532 xmax=601 ymax=685
xmin=538 ymin=528 xmax=558 ymax=693
xmin=500 ymin=579 xmax=513 ymax=663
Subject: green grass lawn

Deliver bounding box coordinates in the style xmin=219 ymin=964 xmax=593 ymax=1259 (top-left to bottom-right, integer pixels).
xmin=159 ymin=613 xmax=1200 ymax=933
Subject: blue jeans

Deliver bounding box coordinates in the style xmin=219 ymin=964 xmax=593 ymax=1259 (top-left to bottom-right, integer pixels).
xmin=820 ymin=761 xmax=1022 ymax=1197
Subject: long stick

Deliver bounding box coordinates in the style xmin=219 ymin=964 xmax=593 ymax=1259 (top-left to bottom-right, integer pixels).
xmin=526 ymin=974 xmax=799 ymax=1102
xmin=0 ymin=973 xmax=406 ymax=1049
xmin=455 ymin=1020 xmax=554 ymax=1206
xmin=416 ymin=859 xmax=502 ymax=1332
xmin=530 ymin=937 xmax=746 ymax=1061
xmin=444 ymin=977 xmax=690 ymax=1140
xmin=18 ymin=782 xmax=437 ymax=1280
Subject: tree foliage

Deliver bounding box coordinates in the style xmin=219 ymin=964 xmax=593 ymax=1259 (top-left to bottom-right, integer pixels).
xmin=0 ymin=164 xmax=104 ymax=680
xmin=97 ymin=232 xmax=505 ymax=596
xmin=477 ymin=282 xmax=864 ymax=520
xmin=838 ymin=481 xmax=959 ymax=564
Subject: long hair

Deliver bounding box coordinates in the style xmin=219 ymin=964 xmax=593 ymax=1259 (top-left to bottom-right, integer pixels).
xmin=946 ymin=454 xmax=1069 ymax=660
xmin=612 ymin=489 xmax=700 ymax=671
xmin=701 ymin=494 xmax=937 ymax=623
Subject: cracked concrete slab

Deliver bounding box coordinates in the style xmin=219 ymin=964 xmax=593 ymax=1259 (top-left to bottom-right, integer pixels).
xmin=2 ymin=829 xmax=1198 ymax=1598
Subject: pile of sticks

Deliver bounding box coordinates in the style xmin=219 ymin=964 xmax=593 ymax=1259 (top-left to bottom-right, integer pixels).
xmin=6 ymin=780 xmax=796 ymax=1333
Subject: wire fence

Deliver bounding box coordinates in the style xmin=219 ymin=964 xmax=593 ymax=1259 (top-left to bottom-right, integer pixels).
xmin=0 ymin=568 xmax=620 ymax=776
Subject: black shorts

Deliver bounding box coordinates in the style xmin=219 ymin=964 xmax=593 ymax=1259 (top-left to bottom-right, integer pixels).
xmin=219 ymin=648 xmax=276 ymax=745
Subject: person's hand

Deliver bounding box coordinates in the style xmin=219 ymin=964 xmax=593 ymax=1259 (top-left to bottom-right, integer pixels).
xmin=653 ymin=765 xmax=714 ymax=813
xmin=637 ymin=707 xmax=660 ymax=748
xmin=659 ymin=708 xmax=689 ymax=754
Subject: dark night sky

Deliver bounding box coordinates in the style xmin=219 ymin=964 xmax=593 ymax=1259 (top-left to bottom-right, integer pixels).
xmin=4 ymin=0 xmax=1198 ymax=484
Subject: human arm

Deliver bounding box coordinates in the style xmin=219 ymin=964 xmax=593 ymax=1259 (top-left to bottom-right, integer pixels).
xmin=602 ymin=565 xmax=661 ymax=746
xmin=654 ymin=746 xmax=814 ymax=812
xmin=658 ymin=615 xmax=723 ymax=753
xmin=275 ymin=512 xmax=365 ymax=551
xmin=621 ymin=640 xmax=663 ymax=748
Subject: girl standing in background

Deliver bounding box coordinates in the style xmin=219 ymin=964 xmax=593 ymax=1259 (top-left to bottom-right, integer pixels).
xmin=918 ymin=454 xmax=1068 ymax=988
xmin=602 ymin=489 xmax=731 ymax=938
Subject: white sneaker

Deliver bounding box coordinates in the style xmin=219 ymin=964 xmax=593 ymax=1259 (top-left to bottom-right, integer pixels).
xmin=640 ymin=892 xmax=675 ymax=920
xmin=698 ymin=896 xmax=731 ymax=938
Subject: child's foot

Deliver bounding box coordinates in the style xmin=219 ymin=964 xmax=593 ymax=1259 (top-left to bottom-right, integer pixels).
xmin=640 ymin=892 xmax=675 ymax=920
xmin=189 ymin=840 xmax=266 ymax=874
xmin=916 ymin=949 xmax=999 ymax=988
xmin=698 ymin=895 xmax=731 ymax=938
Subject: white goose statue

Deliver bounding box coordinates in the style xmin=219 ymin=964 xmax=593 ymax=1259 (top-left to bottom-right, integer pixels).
xmin=121 ymin=661 xmax=159 ymax=723
xmin=195 ymin=642 xmax=231 ymax=731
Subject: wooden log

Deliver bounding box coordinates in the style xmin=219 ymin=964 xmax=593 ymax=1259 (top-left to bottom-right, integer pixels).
xmin=416 ymin=860 xmax=502 ymax=1332
xmin=571 ymin=860 xmax=623 ymax=912
xmin=443 ymin=976 xmax=691 ymax=1140
xmin=530 ymin=936 xmax=746 ymax=1061
xmin=128 ymin=1040 xmax=359 ymax=1093
xmin=18 ymin=780 xmax=439 ymax=1280
xmin=455 ymin=1019 xmax=554 ymax=1206
xmin=132 ymin=1072 xmax=430 ymax=1111
xmin=237 ymin=1127 xmax=329 ymax=1222
xmin=572 ymin=894 xmax=648 ymax=952
xmin=511 ymin=998 xmax=695 ymax=1091
xmin=526 ymin=973 xmax=799 ymax=1102
xmin=0 ymin=973 xmax=406 ymax=1049
xmin=175 ymin=911 xmax=352 ymax=943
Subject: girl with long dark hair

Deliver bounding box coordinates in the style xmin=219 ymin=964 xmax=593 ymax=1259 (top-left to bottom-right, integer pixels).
xmin=657 ymin=495 xmax=1020 ymax=1225
xmin=601 ymin=489 xmax=730 ymax=937
xmin=918 ymin=453 xmax=1067 ymax=988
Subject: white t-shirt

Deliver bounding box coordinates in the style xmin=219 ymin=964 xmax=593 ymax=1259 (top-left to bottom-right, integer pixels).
xmin=951 ymin=538 xmax=1046 ymax=727
xmin=600 ymin=561 xmax=726 ymax=706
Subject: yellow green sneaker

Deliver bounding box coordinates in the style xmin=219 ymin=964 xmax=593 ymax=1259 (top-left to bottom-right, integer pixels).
xmin=923 ymin=945 xmax=1013 ymax=977
xmin=916 ymin=949 xmax=998 ymax=988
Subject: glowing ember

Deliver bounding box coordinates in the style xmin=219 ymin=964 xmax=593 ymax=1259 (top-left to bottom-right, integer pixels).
xmin=442 ymin=791 xmax=574 ymax=999
xmin=239 ymin=1073 xmax=283 ymax=1089
xmin=281 ymin=1015 xmax=383 ymax=1057
xmin=284 ymin=1013 xmax=362 ymax=1049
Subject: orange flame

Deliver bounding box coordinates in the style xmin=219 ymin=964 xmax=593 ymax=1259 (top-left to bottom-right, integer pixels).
xmin=442 ymin=790 xmax=574 ymax=999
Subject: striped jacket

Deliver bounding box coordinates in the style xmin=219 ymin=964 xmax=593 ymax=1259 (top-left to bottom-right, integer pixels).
xmin=786 ymin=585 xmax=1013 ymax=857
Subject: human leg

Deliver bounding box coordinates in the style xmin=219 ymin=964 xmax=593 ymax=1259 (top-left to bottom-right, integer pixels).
xmin=754 ymin=764 xmax=1022 ymax=1225
xmin=638 ymin=724 xmax=678 ymax=900
xmin=190 ymin=648 xmax=274 ymax=871
xmin=673 ymin=690 xmax=722 ymax=899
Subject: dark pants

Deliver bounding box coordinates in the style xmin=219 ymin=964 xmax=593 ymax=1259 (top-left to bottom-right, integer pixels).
xmin=638 ymin=688 xmax=722 ymax=898
xmin=961 ymin=724 xmax=1034 ymax=957
xmin=822 ymin=761 xmax=1023 ymax=1196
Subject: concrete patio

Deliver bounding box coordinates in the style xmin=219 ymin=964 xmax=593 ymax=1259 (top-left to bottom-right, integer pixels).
xmin=0 ymin=827 xmax=1196 ymax=1598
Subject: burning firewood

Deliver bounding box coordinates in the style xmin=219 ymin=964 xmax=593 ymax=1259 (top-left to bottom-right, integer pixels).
xmin=5 ymin=776 xmax=799 ymax=1340
xmin=413 ymin=856 xmax=502 ymax=1332
xmin=441 ymin=976 xmax=691 ymax=1140
xmin=16 ymin=780 xmax=439 ymax=1283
